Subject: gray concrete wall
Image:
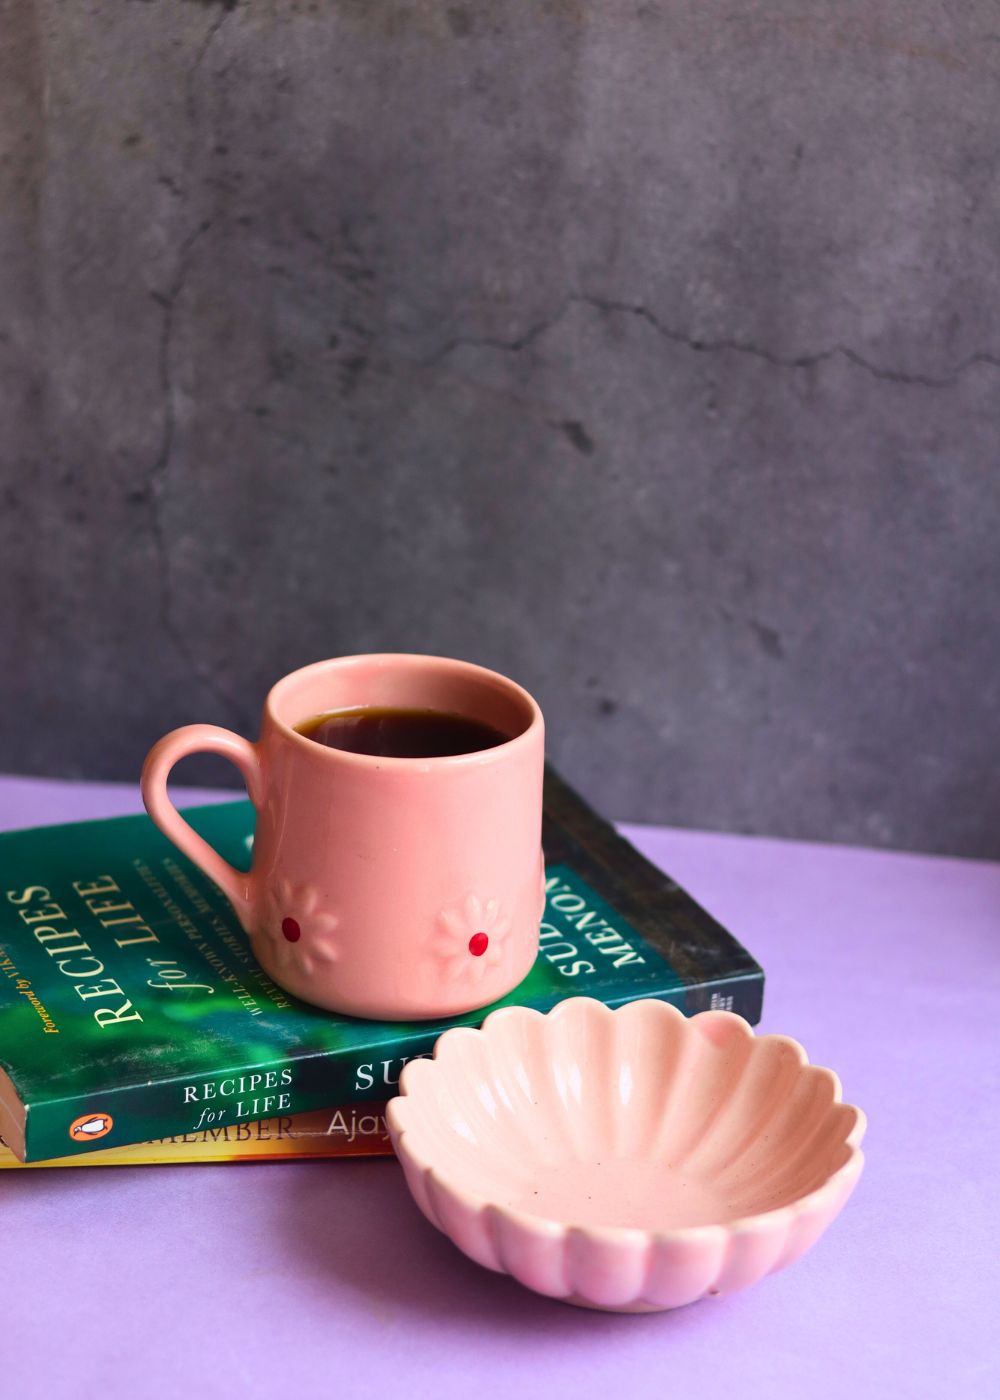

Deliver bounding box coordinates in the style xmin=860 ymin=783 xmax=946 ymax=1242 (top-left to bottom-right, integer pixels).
xmin=2 ymin=0 xmax=999 ymax=857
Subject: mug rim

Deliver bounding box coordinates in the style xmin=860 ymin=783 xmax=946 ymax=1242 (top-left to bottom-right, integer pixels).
xmin=264 ymin=653 xmax=544 ymax=768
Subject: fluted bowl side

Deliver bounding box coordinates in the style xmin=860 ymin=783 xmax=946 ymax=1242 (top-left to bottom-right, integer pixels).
xmin=388 ymin=997 xmax=865 ymax=1311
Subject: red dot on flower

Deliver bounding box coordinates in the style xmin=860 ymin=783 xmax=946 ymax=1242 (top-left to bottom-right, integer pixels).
xmin=468 ymin=932 xmax=489 ymax=957
xmin=281 ymin=917 xmax=301 ymax=942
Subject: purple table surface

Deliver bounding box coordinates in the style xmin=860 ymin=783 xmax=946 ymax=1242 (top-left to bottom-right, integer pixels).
xmin=1 ymin=775 xmax=997 ymax=1400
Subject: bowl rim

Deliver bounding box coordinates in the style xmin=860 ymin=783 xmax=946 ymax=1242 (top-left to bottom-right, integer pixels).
xmin=388 ymin=996 xmax=867 ymax=1248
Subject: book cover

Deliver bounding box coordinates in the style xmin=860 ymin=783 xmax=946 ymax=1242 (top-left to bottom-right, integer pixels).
xmin=0 ymin=769 xmax=763 ymax=1162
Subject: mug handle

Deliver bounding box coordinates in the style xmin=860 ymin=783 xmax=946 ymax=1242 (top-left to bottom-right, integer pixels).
xmin=140 ymin=724 xmax=264 ymax=924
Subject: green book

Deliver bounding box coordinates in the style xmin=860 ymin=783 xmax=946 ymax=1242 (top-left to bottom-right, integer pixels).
xmin=0 ymin=769 xmax=763 ymax=1162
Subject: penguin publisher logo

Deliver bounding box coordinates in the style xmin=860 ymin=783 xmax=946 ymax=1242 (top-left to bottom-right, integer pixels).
xmin=68 ymin=1112 xmax=114 ymax=1142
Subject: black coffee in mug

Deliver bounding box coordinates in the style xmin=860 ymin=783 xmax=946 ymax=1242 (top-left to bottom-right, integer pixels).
xmin=294 ymin=707 xmax=509 ymax=758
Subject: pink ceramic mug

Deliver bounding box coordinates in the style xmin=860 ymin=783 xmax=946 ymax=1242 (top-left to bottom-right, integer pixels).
xmin=140 ymin=654 xmax=545 ymax=1020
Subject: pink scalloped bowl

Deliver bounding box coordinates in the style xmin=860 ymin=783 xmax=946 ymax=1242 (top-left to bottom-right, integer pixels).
xmin=387 ymin=997 xmax=865 ymax=1312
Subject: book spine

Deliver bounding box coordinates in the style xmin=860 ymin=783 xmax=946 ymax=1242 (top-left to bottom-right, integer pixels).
xmin=601 ymin=969 xmax=764 ymax=1023
xmin=684 ymin=969 xmax=765 ymax=1023
xmin=23 ymin=1038 xmax=438 ymax=1162
xmin=4 ymin=1104 xmax=392 ymax=1169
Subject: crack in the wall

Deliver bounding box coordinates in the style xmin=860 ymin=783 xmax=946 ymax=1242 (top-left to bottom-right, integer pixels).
xmin=426 ymin=293 xmax=1000 ymax=389
xmin=580 ymin=295 xmax=1000 ymax=388
xmin=187 ymin=3 xmax=235 ymax=85
xmin=145 ymin=218 xmax=245 ymax=720
xmin=185 ymin=2 xmax=237 ymax=124
xmin=425 ymin=302 xmax=576 ymax=367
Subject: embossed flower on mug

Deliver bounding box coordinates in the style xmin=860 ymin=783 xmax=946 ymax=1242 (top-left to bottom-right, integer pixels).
xmin=432 ymin=894 xmax=511 ymax=983
xmin=255 ymin=876 xmax=340 ymax=977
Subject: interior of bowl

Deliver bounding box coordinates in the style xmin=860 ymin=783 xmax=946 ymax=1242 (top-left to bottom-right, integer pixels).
xmin=397 ymin=1000 xmax=862 ymax=1232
